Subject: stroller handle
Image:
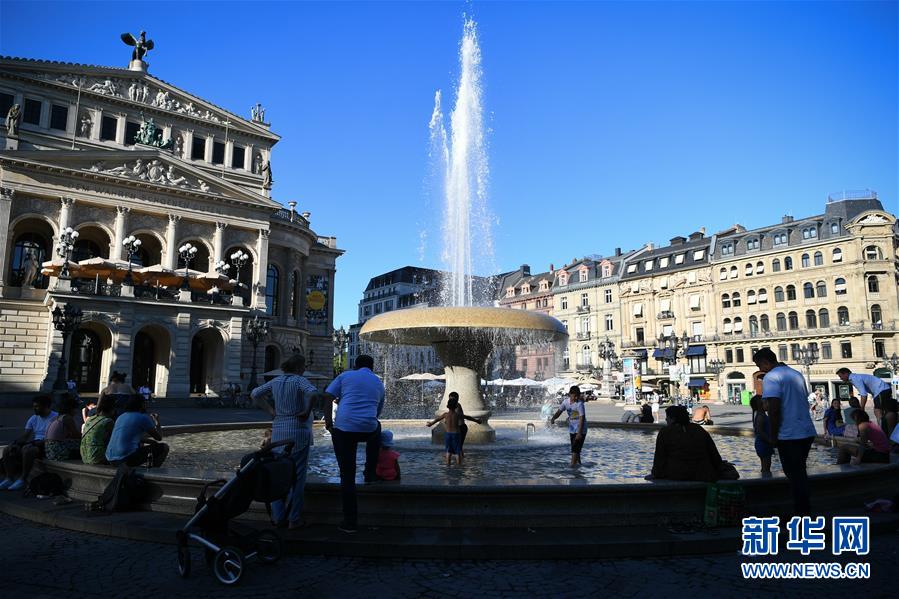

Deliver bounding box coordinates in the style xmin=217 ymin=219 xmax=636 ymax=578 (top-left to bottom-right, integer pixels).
xmin=261 ymin=439 xmax=295 ymax=456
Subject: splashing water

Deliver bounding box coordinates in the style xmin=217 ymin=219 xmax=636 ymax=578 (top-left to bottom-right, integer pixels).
xmin=430 ymin=17 xmax=491 ymax=307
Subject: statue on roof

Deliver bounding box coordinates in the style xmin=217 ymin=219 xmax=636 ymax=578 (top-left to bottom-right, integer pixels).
xmin=6 ymin=104 xmax=21 ymax=137
xmin=121 ymin=30 xmax=155 ymax=62
xmin=251 ymin=103 xmax=266 ymax=123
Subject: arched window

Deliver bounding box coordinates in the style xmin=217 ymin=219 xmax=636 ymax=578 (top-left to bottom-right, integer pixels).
xmin=786 ymin=284 xmax=796 ymax=301
xmin=784 ymin=257 xmax=793 ymax=271
xmin=805 ymin=310 xmax=817 ymax=329
xmin=837 ymin=306 xmax=849 ymax=326
xmin=867 ymin=275 xmax=879 ymax=293
xmin=745 ymin=263 xmax=753 ymax=276
xmin=815 ymin=281 xmax=827 ymax=297
xmin=756 ymin=261 xmax=765 ymax=274
xmin=803 ymin=282 xmax=814 ymax=299
xmin=818 ymin=309 xmax=830 ymax=328
xmin=747 ymin=290 xmax=757 ymax=304
xmin=835 ymin=277 xmax=847 ymax=295
xmin=864 ymin=245 xmax=883 ymax=260
xmin=749 ymin=315 xmax=759 ymax=335
xmin=801 ymin=253 xmax=810 ymax=268
xmin=9 ymin=231 xmax=50 ymax=289
xmin=871 ymin=304 xmax=882 ymax=325
xmin=266 ymin=264 xmax=280 ymax=316
xmin=813 ymin=251 xmax=823 ymax=266
xmin=772 ymin=259 xmax=781 ymax=272
xmin=730 ymin=266 xmax=738 ymax=279
xmin=732 ymin=292 xmax=741 ymax=307
xmin=776 ymin=313 xmax=787 ymax=331
xmin=832 ymin=247 xmax=842 ymax=263
xmin=719 ymin=268 xmax=727 ymax=281
xmin=723 ymin=318 xmax=732 ymax=334
xmin=73 ymin=239 xmax=103 ymax=263
xmin=758 ymin=288 xmax=768 ymax=303
xmin=760 ymin=314 xmax=770 ymax=331
xmin=601 ymin=263 xmax=612 ymax=278
xmin=774 ymin=286 xmax=785 ymax=302
xmin=733 ymin=317 xmax=743 ymax=333
xmin=788 ymin=311 xmax=799 ymax=330
xmin=721 ymin=294 xmax=731 ymax=309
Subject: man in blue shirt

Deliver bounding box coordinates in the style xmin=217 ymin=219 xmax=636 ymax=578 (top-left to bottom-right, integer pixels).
xmin=753 ymin=348 xmax=817 ymax=516
xmin=106 ymin=396 xmax=168 ymax=467
xmin=324 ymin=354 xmax=385 ymax=533
xmin=837 ymin=367 xmax=897 ymax=437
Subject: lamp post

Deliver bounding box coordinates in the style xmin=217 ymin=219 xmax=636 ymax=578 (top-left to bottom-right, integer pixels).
xmin=178 ymin=243 xmax=198 ymax=290
xmin=796 ymin=344 xmax=820 ymax=389
xmin=229 ymin=249 xmax=249 ymax=305
xmin=245 ymin=313 xmax=269 ymax=390
xmin=332 ymin=326 xmax=347 ymax=376
xmin=122 ymin=234 xmax=142 ymax=286
xmin=657 ymin=331 xmax=690 ymax=400
xmin=708 ymin=358 xmax=725 ymax=404
xmin=56 ymin=227 xmax=79 ymax=279
xmin=597 ymin=336 xmax=618 ymax=399
xmin=51 ymin=304 xmax=83 ymax=393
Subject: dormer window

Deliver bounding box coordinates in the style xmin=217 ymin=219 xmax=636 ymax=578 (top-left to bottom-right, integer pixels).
xmin=644 ymin=260 xmax=653 ymax=271
xmin=693 ymin=249 xmax=705 ymax=260
xmin=539 ymin=281 xmax=549 ymax=292
xmin=774 ymin=232 xmax=787 ymax=245
xmin=721 ymin=243 xmax=734 ymax=256
xmin=830 ymin=222 xmax=840 ymax=235
xmin=559 ymin=271 xmax=569 ymax=285
xmin=746 ymin=238 xmax=759 ymax=250
xmin=579 ymin=269 xmax=588 ymax=282
xmin=674 ymin=254 xmax=685 ymax=264
xmin=521 ymin=284 xmax=531 ymax=294
xmin=505 ymin=287 xmax=515 ymax=298
xmin=659 ymin=256 xmax=669 ymax=268
xmin=626 ymin=264 xmax=637 ymax=273
xmin=801 ymin=226 xmax=817 ymax=240
xmin=601 ymin=263 xmax=612 ymax=278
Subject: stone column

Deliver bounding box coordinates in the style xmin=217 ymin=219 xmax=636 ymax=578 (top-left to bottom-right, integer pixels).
xmin=298 ymin=255 xmax=308 ymax=327
xmin=183 ymin=130 xmax=194 ymax=161
xmin=164 ymin=214 xmax=180 ymax=270
xmin=204 ymin=135 xmax=213 ymax=164
xmin=213 ymin=222 xmax=227 ymax=265
xmin=253 ymin=229 xmax=270 ymax=309
xmin=0 ymin=187 xmax=14 ymax=290
xmin=245 ymin=143 xmax=255 ymax=171
xmin=58 ymin=196 xmax=75 ymax=234
xmin=110 ymin=206 xmax=129 ymax=261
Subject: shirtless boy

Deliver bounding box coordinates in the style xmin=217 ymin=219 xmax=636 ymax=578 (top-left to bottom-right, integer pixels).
xmin=426 ymin=392 xmax=464 ymax=465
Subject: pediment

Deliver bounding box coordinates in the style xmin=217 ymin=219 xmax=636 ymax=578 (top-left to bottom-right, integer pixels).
xmin=850 ymin=210 xmax=895 ymax=226
xmin=0 ymin=58 xmax=277 ymax=140
xmin=0 ymin=149 xmax=281 ymax=209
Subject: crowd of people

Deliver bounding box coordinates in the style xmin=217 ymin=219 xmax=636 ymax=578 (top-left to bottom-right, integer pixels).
xmin=0 ymin=372 xmax=169 ymax=492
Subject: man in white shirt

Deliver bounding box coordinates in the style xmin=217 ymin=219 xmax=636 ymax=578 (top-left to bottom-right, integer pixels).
xmin=0 ymin=395 xmax=58 ymax=491
xmin=837 ymin=368 xmax=897 ymax=437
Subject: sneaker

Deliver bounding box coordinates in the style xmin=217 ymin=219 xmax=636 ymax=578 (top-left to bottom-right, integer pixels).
xmin=7 ymin=479 xmax=25 ymax=492
xmin=0 ymin=478 xmax=12 ymax=490
xmin=337 ymin=522 xmax=358 ymax=534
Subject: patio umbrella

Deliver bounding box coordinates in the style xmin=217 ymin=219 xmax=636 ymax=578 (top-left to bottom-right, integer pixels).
xmin=503 ymin=377 xmax=541 ymax=386
xmin=400 ymin=372 xmax=443 ymax=381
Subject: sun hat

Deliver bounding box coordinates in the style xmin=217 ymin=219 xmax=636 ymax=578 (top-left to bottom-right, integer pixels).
xmin=381 ymin=429 xmax=395 ymax=448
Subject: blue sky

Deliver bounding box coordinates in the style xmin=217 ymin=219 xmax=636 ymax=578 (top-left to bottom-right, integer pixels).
xmin=1 ymin=1 xmax=896 ymax=328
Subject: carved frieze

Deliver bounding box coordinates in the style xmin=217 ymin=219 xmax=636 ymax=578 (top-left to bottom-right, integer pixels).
xmin=86 ymin=159 xmax=208 ymax=192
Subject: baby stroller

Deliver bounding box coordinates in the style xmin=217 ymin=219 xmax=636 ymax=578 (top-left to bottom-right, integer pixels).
xmin=176 ymin=440 xmax=296 ymax=585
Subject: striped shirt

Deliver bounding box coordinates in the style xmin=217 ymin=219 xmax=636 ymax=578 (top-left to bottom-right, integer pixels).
xmin=251 ymin=375 xmax=317 ymax=448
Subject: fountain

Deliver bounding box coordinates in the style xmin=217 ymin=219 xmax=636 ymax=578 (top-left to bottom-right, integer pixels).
xmin=360 ymin=18 xmax=568 ymax=443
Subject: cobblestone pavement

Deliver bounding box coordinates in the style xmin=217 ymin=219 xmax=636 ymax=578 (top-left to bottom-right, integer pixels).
xmin=0 ymin=512 xmax=895 ymax=598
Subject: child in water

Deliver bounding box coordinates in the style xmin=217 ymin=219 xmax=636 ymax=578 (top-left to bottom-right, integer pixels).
xmin=426 ymin=392 xmax=464 ymax=465
xmin=375 ymin=429 xmax=401 ymax=481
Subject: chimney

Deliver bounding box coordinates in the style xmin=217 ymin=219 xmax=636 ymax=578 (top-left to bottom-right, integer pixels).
xmin=615 ymin=247 xmax=622 ymax=257
xmin=688 ymin=230 xmax=704 ymax=241
xmin=669 ymin=236 xmax=686 ymax=246
xmin=521 ymin=264 xmax=530 ymax=277
xmin=646 ymin=242 xmax=654 ymax=251
xmin=782 ymin=215 xmax=794 ymax=224
xmin=549 ymin=263 xmax=554 ymax=273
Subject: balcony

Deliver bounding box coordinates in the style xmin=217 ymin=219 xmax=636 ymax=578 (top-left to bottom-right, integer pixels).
xmin=576 ymin=305 xmax=591 ymax=314
xmin=576 ymin=332 xmax=592 ymax=341
xmin=60 ymin=278 xmax=244 ymax=307
xmin=657 ymin=311 xmax=674 ymax=320
xmin=575 ymin=363 xmax=594 ymax=371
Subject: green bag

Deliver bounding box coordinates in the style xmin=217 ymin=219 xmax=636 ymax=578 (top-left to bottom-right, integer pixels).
xmin=703 ymin=482 xmax=746 ymax=527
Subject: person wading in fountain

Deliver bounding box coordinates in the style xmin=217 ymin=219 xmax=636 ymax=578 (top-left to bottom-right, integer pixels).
xmin=323 ymin=354 xmax=385 ymax=534
xmin=550 ymin=385 xmax=587 ymax=467
xmin=426 ymin=392 xmax=465 ymax=466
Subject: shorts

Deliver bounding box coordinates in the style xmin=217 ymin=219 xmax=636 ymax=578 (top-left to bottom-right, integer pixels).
xmin=444 ymin=432 xmax=461 ymax=455
xmin=861 ymin=448 xmax=890 ymax=464
xmin=874 ymin=390 xmax=898 ymax=413
xmin=754 ymin=438 xmax=774 ymax=459
xmin=569 ymin=432 xmax=586 ymax=454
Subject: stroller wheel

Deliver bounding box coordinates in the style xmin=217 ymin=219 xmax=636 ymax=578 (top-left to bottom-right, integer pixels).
xmin=212 ymin=546 xmax=244 ymax=585
xmin=177 ymin=543 xmax=191 ymax=578
xmin=255 ymin=530 xmax=283 ymax=564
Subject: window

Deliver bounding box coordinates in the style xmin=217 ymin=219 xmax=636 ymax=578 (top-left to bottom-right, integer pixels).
xmin=864 ymin=245 xmax=883 ymax=260
xmin=778 ymin=345 xmax=788 ymax=362
xmin=788 ymin=311 xmax=799 ymax=330
xmin=801 ymin=254 xmax=810 ymax=268
xmin=747 ymin=238 xmax=759 ymax=250
xmin=837 ymin=306 xmax=849 ymax=326
xmin=559 ymin=272 xmax=569 ymax=285
xmin=871 ymin=304 xmax=882 ymax=325
xmin=756 ymin=261 xmax=764 ymax=274
xmin=774 ymin=233 xmax=787 ymax=245
xmin=802 ymin=226 xmax=817 ymax=239
xmin=626 ymin=264 xmax=637 ymax=273
xmin=772 ymin=258 xmax=781 ymax=272
xmin=818 ymin=309 xmax=830 ymax=328
xmin=790 ymin=344 xmax=802 ymax=361
xmin=100 ymin=115 xmax=117 ymax=141
xmin=758 ymin=288 xmax=768 ymax=303
xmin=776 ymin=313 xmax=786 ymax=331
xmin=784 ymin=257 xmax=793 ymax=270
xmin=689 ymin=295 xmax=701 ymax=310
xmin=562 ymin=320 xmax=568 ymax=331
xmin=867 ymin=275 xmax=879 ymax=293
xmin=721 ymin=294 xmax=731 ymax=309
xmin=124 ymin=121 xmax=140 ymax=146
xmin=9 ymin=232 xmax=50 ymax=288
xmin=736 ymin=348 xmax=744 ymax=363
xmin=384 ymin=299 xmax=394 ymax=312
xmin=693 ymin=250 xmax=705 ymax=260
xmin=232 ymin=145 xmax=245 ymax=169
xmin=644 ymin=260 xmax=653 ymax=271
xmin=815 ymin=281 xmax=826 ymax=298
xmin=834 ymin=277 xmax=846 ymax=295
xmin=719 ymin=268 xmax=727 ymax=281
xmin=721 ymin=243 xmax=734 ymax=256
xmin=581 ymin=293 xmax=589 ymax=307
xmin=832 ymin=247 xmax=842 ymax=263
xmin=23 ymin=98 xmax=41 ymax=125
xmin=636 ymin=327 xmax=645 ymax=343
xmin=749 ymin=315 xmax=759 ymax=335
xmin=691 ymin=321 xmax=704 ymax=337
xmin=745 ymin=263 xmax=753 ymax=276
xmin=192 ymin=136 xmax=206 ymax=160
xmin=579 ymin=269 xmax=588 ymax=282
xmin=265 ymin=265 xmax=280 ymax=316
xmin=604 ymin=289 xmax=612 ymax=303
xmin=805 ymin=310 xmax=817 ymax=329
xmin=733 ymin=317 xmax=743 ymax=333
xmin=605 ymin=314 xmax=613 ymax=331
xmin=830 ymin=222 xmax=840 ymax=234
xmin=633 ymin=302 xmax=644 ymax=317
xmin=840 ymin=341 xmax=852 ymax=359
xmin=786 ymin=285 xmax=796 ymax=301
xmin=725 ymin=349 xmax=734 ymax=363
xmin=659 ymin=257 xmax=669 ymax=268
xmin=821 ymin=342 xmax=832 ymax=359
xmin=602 ymin=263 xmax=612 ymax=277
xmin=363 ymin=305 xmax=371 ymax=317
xmin=521 ymin=359 xmax=527 ymax=373
xmin=0 ymin=92 xmax=12 ymax=117
xmin=723 ymin=318 xmax=732 ymax=334
xmin=674 ymin=254 xmax=685 ymax=264
xmin=49 ymin=104 xmax=68 ymax=130
xmin=813 ymin=251 xmax=823 ymax=266
xmin=687 ymin=271 xmax=696 ymax=283
xmin=732 ymin=292 xmax=741 ymax=307
xmin=747 ymin=290 xmax=756 ymax=304
xmin=875 ymin=340 xmax=886 ymax=358
xmin=212 ymin=141 xmax=225 ymax=165
xmin=505 ymin=287 xmax=514 ymax=298
xmin=561 ymin=297 xmax=568 ymax=310
xmin=760 ymin=314 xmax=770 ymax=331
xmin=803 ymin=282 xmax=814 ymax=299
xmin=730 ymin=266 xmax=738 ymax=279
xmin=774 ymin=286 xmax=785 ymax=302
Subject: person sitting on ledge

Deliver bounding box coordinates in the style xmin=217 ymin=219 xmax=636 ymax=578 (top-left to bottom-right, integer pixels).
xmin=647 ymin=406 xmax=724 ymax=482
xmin=45 ymin=395 xmax=82 ymax=462
xmin=639 ymin=403 xmax=655 ymax=423
xmin=837 ymin=409 xmax=890 ymax=465
xmin=80 ymin=395 xmax=116 ymax=465
xmin=105 ymin=396 xmax=168 ymax=468
xmin=0 ymin=395 xmax=57 ymax=491
xmin=690 ymin=404 xmax=713 ymax=426
xmin=99 ymin=371 xmax=136 ymax=419
xmin=822 ymin=398 xmax=846 ymax=438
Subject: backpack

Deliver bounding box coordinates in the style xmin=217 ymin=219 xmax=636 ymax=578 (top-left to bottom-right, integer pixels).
xmin=25 ymin=472 xmax=65 ymax=497
xmin=703 ymin=481 xmax=746 ymax=527
xmin=93 ymin=464 xmax=149 ymax=512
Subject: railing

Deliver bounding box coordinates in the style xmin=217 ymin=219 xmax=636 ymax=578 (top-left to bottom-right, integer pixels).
xmin=576 ymin=305 xmax=591 ymax=314
xmin=657 ymin=311 xmax=674 ymax=320
xmin=827 ymin=189 xmax=877 ymax=202
xmin=69 ymin=279 xmax=121 ymax=297
xmin=64 ymin=278 xmax=245 ymax=306
xmin=317 ymin=236 xmax=338 ymax=249
xmin=575 ymin=363 xmax=594 ymax=371
xmin=576 ymin=332 xmax=592 ymax=341
xmin=271 ymin=208 xmax=309 ymax=226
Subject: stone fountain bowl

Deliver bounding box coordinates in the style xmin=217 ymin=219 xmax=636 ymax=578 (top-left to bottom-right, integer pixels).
xmin=359 ymin=306 xmax=568 ymax=346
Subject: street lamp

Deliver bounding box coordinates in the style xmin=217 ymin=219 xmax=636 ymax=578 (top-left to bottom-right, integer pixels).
xmin=122 ymin=235 xmax=142 ymax=286
xmin=656 ymin=331 xmax=690 ymax=398
xmin=56 ymin=227 xmax=79 ymax=279
xmin=51 ymin=304 xmax=83 ymax=393
xmin=245 ymin=313 xmax=269 ymax=390
xmin=332 ymin=326 xmax=348 ymax=376
xmin=178 ymin=243 xmax=198 ymax=290
xmin=795 ymin=344 xmax=819 ymax=388
xmin=229 ymin=250 xmax=249 ymax=304
xmin=883 ymin=352 xmax=899 ymax=375
xmin=708 ymin=358 xmax=725 ymax=404
xmin=597 ymin=336 xmax=618 ymax=398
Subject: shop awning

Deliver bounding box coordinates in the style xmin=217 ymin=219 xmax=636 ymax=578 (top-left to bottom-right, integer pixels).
xmin=687 ymin=377 xmax=707 ymax=388
xmin=685 ymin=345 xmax=706 ymax=357
xmin=653 ymin=348 xmax=675 ymax=360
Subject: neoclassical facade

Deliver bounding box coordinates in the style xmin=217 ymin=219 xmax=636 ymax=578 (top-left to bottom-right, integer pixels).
xmin=0 ymin=42 xmax=341 ymax=399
